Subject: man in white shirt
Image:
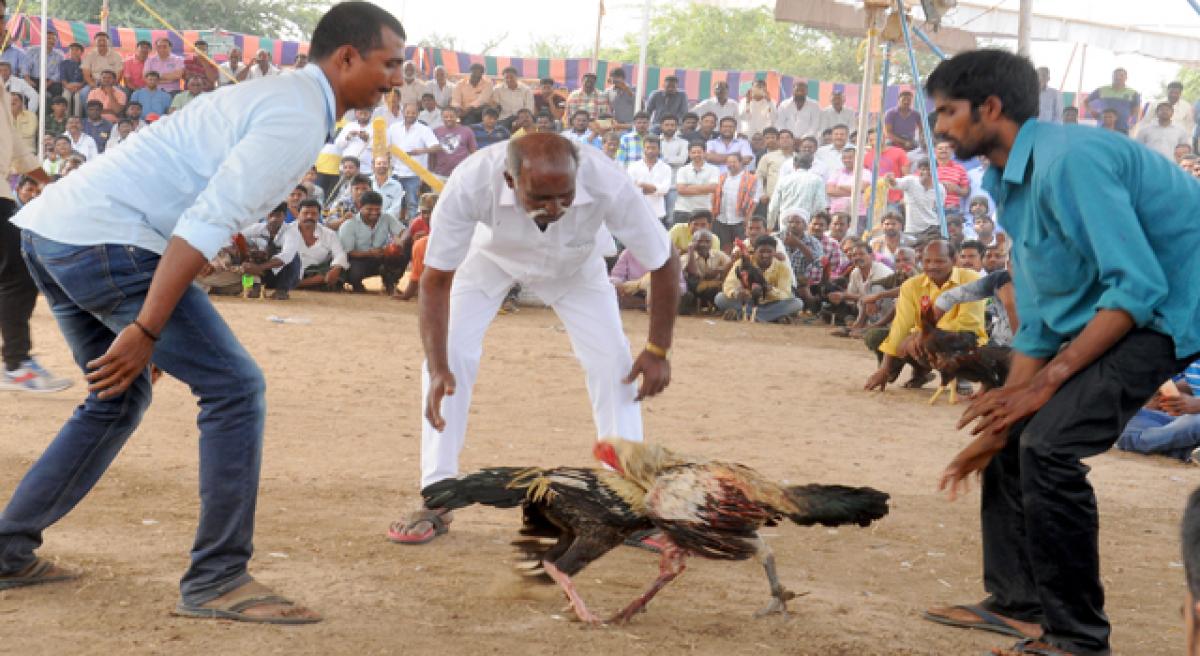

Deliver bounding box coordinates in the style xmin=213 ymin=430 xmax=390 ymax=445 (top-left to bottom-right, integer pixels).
xmin=886 ymin=159 xmax=945 ymax=242
xmin=1137 ymin=101 xmax=1190 ymax=160
xmin=387 ymin=103 xmax=441 ymax=220
xmin=334 ymin=108 xmax=374 ymax=169
xmin=239 ymin=202 xmax=302 ymax=299
xmin=691 ymin=81 xmax=739 ymax=125
xmin=674 ymin=142 xmax=720 ymax=224
xmin=0 ymin=2 xmax=405 ymax=623
xmin=819 ymin=88 xmax=857 ymax=134
xmin=626 ymin=135 xmax=672 ymax=226
xmin=492 ymin=66 xmax=535 ymax=122
xmin=63 ymin=116 xmax=98 ymax=163
xmin=387 ymin=133 xmax=678 ymax=547
xmin=246 ymin=49 xmax=280 ymax=79
xmin=1140 ymin=81 xmax=1195 ymax=136
xmin=217 ymin=46 xmax=249 ymax=85
xmin=739 ymin=79 xmax=776 ymax=139
xmin=416 ymin=93 xmax=443 ymax=128
xmin=777 ymin=81 xmax=821 ymax=140
xmin=658 ymin=115 xmax=689 ymax=221
xmin=814 ymin=123 xmax=849 ymax=176
xmin=294 ymin=199 xmax=350 ymax=290
xmin=425 ymin=65 xmax=454 ymax=108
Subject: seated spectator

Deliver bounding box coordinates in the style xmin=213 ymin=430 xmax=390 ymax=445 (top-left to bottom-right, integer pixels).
xmin=679 ymin=229 xmax=731 ymax=314
xmin=863 ymin=240 xmax=986 ymax=390
xmin=86 ymin=69 xmax=126 ymax=123
xmin=1116 ymin=360 xmax=1200 ymax=463
xmin=417 ymin=92 xmax=443 ymax=129
xmin=81 ymin=100 xmax=112 ymax=154
xmin=283 ymin=184 xmax=308 ymax=223
xmin=807 ymin=210 xmax=848 ymax=285
xmin=471 ymin=107 xmax=509 ymax=149
xmin=168 ymin=75 xmax=205 ymax=113
xmin=124 ymin=100 xmax=146 ymax=128
xmin=869 ymin=209 xmax=904 ymax=260
xmin=294 ymin=200 xmax=349 ymax=291
xmin=0 ymin=62 xmax=36 ymax=112
xmin=106 ymin=119 xmax=134 ymax=150
xmin=1100 ymin=108 xmax=1120 ymax=131
xmin=667 ymin=209 xmax=722 ymax=254
xmin=184 ymin=39 xmax=219 ymax=91
xmin=609 ymin=248 xmax=654 ymax=310
xmin=327 ymin=155 xmax=363 ymax=206
xmin=60 ymin=153 xmax=86 ymax=177
xmin=122 ymin=40 xmax=151 ymax=91
xmin=626 ymin=135 xmax=671 ymax=226
xmin=328 ymin=174 xmax=373 ymax=231
xmin=561 ymin=109 xmax=595 ymax=147
xmin=14 ymin=175 xmax=40 ymax=209
xmin=602 ymin=131 xmax=621 ymax=159
xmin=674 ymin=142 xmax=720 ymax=225
xmin=616 ymin=111 xmax=651 ymax=165
xmin=973 ymin=210 xmax=998 ymax=248
xmin=43 ymin=135 xmax=71 ymax=175
xmin=370 ymin=155 xmax=405 ymax=220
xmin=431 ymin=106 xmax=478 ymax=181
xmin=777 ymin=210 xmax=821 ymax=293
xmin=196 ymin=241 xmax=251 ymax=295
xmin=9 ymin=93 xmax=34 ymax=151
xmin=393 ymin=193 xmax=439 ymax=301
xmin=829 ymin=211 xmax=851 ymax=244
xmin=534 ymin=112 xmax=554 ymax=133
xmin=829 ymin=241 xmax=894 ymax=336
xmin=130 ymin=70 xmax=171 ymax=117
xmin=218 ymin=46 xmax=249 ymax=85
xmin=933 ymin=267 xmax=1017 ymax=347
xmin=145 ymin=37 xmax=184 ymax=92
xmin=45 ymin=96 xmax=69 ymax=139
xmin=982 ymin=242 xmax=1009 ymax=273
xmin=338 ymin=191 xmax=405 ymax=295
xmin=957 ymin=239 xmax=984 ymax=271
xmin=945 ymin=213 xmax=967 ymax=251
xmin=715 ymin=235 xmax=804 ymax=323
xmin=239 ymin=203 xmax=302 ymax=299
xmin=1062 ymin=105 xmax=1079 ymax=124
xmin=64 ymin=115 xmax=98 ymax=162
xmin=60 ymin=42 xmax=86 ymax=116
xmin=247 ymin=49 xmax=280 ymax=79
xmin=826 ymin=146 xmax=869 ymax=220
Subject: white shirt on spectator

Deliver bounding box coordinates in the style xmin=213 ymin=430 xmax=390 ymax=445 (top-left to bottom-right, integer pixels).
xmin=674 ymin=160 xmax=720 ymax=214
xmin=819 ymin=105 xmax=857 ymax=134
xmin=814 ymin=144 xmax=843 ymax=178
xmin=894 ymin=174 xmax=945 ymax=237
xmin=426 ymin=79 xmax=455 ymax=108
xmin=423 ymin=143 xmax=671 ymax=304
xmin=739 ymin=97 xmax=776 ymax=138
xmin=846 ymin=260 xmax=894 ymax=299
xmin=1136 ymin=122 xmax=1190 ymax=160
xmin=776 ymin=97 xmax=821 ymax=139
xmin=334 ymin=121 xmax=374 ymax=169
xmin=66 ymin=131 xmax=98 ymax=163
xmin=659 ymin=133 xmax=689 ymax=185
xmin=247 ymin=63 xmax=280 ymax=79
xmin=296 ymin=223 xmax=349 ymax=270
xmin=418 ymin=107 xmax=444 ymax=129
xmin=241 ymin=220 xmax=300 ymax=274
xmin=691 ymin=97 xmax=739 ymax=124
xmin=626 ymin=157 xmax=672 ymax=219
xmin=387 ymin=119 xmax=439 ymax=178
xmin=779 ymin=155 xmax=830 ymax=182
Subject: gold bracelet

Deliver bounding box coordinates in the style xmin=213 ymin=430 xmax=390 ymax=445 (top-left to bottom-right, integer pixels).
xmin=644 ymin=342 xmax=669 ymax=359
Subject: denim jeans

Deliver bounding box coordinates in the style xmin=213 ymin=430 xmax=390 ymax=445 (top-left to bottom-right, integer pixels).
xmin=0 ymin=232 xmax=266 ymax=605
xmin=714 ymin=292 xmax=803 ymax=322
xmin=1116 ymin=408 xmax=1200 ymax=461
xmin=262 ymin=255 xmax=302 ymax=292
xmin=398 ymin=176 xmax=421 ymax=219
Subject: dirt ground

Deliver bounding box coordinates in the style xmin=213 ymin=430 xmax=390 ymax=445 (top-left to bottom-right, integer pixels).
xmin=0 ymin=289 xmax=1195 ymax=655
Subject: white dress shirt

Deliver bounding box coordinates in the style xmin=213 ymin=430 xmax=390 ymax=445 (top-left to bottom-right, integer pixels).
xmin=626 ymin=158 xmax=672 ymax=219
xmin=739 ymin=97 xmax=776 ymax=138
xmin=387 ymin=119 xmax=439 ymax=178
xmin=247 ymin=63 xmax=280 ymax=79
xmin=65 ymin=131 xmax=99 ymax=163
xmin=241 ymin=220 xmax=301 ymax=273
xmin=424 ymin=143 xmax=672 ymax=303
xmin=776 ymin=97 xmax=822 ymax=139
xmin=418 ymin=108 xmax=444 ymax=129
xmin=659 ymin=133 xmax=689 ymax=184
xmin=296 ymin=224 xmax=349 ymax=270
xmin=819 ymin=106 xmax=857 ymax=133
xmin=14 ymin=65 xmax=337 ymax=260
xmin=334 ymin=121 xmax=374 ymax=168
xmin=691 ymin=97 xmax=739 ymax=124
xmin=814 ymin=144 xmax=843 ymax=177
xmin=894 ymin=175 xmax=946 ymax=237
xmin=5 ymin=76 xmax=38 ymax=113
xmin=674 ymin=161 xmax=720 ymax=213
xmin=425 ymin=79 xmax=455 ymax=108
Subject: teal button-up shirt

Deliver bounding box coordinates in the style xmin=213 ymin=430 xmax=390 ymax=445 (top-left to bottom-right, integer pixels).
xmin=984 ymin=120 xmax=1200 ymax=359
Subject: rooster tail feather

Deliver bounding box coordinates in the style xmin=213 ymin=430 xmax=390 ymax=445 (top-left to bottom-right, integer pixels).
xmin=784 ymin=484 xmax=890 ymax=528
xmin=420 ymin=467 xmax=539 ymax=511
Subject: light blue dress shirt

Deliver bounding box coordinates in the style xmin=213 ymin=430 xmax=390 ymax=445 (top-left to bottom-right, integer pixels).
xmin=14 ymin=65 xmax=337 ymax=261
xmin=984 ymin=119 xmax=1200 ymax=360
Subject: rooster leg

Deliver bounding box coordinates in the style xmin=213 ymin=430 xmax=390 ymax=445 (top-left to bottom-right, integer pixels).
xmin=752 ymin=538 xmax=797 ymax=618
xmin=928 ymin=384 xmax=949 ymax=405
xmin=542 ymin=560 xmax=604 ymax=626
xmin=608 ymin=542 xmax=687 ymax=625
xmin=749 ymin=306 xmax=758 ymax=323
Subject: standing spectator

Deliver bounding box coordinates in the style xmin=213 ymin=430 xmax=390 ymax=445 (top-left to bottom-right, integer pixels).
xmin=645 ymin=74 xmax=687 ymax=129
xmin=430 ymin=106 xmax=477 ymax=181
xmin=338 ymin=191 xmax=405 ymax=295
xmin=9 ymin=93 xmax=34 ymax=151
xmin=674 ymin=142 xmax=720 ymax=225
xmin=560 ymin=109 xmax=594 ymax=147
xmin=705 ymin=116 xmax=752 ymax=172
xmin=826 ymin=146 xmax=869 ymax=217
xmin=692 ymin=80 xmax=738 ymax=125
xmin=334 ymin=108 xmax=374 ymax=170
xmin=130 ymin=71 xmax=171 ymax=117
xmin=756 ymin=129 xmax=794 ymax=228
xmin=60 ymin=42 xmax=85 ymax=116
xmin=616 ymin=111 xmax=651 ymax=165
xmin=370 ymin=155 xmax=404 ymax=220
xmin=86 ymin=69 xmax=126 ymax=123
xmin=425 ymin=65 xmax=454 ymax=108
xmin=44 ymin=96 xmax=69 ymax=138
xmin=417 ymin=92 xmax=443 ymax=128
xmin=1062 ymin=105 xmax=1079 ymax=124
xmin=739 ymin=79 xmax=776 ymax=139
xmin=534 ymin=78 xmax=565 ymax=125
xmin=884 ymin=90 xmax=920 ymax=150
xmin=814 ymin=123 xmax=848 ymax=174
xmin=1140 ymin=80 xmax=1194 ymax=137
xmin=106 ymin=119 xmax=134 ymax=151
xmin=470 ymin=106 xmax=509 ymax=148
xmin=184 ymin=40 xmax=219 ymax=91
xmin=0 ymin=62 xmax=37 ymax=113
xmin=121 ymin=40 xmax=151 ymax=91
xmin=493 ymin=66 xmax=534 ymax=122
xmin=1087 ymin=67 xmax=1140 ymax=134
xmin=677 ymin=111 xmax=701 ymax=141
xmin=606 ymin=67 xmax=636 ymax=132
xmin=387 ymin=103 xmax=440 ymax=219
xmin=247 ymin=49 xmax=280 ymax=80
xmin=626 ymin=135 xmax=672 ymax=226
xmin=143 ymin=37 xmax=184 ymax=93
xmin=659 ymin=114 xmax=689 ymax=220
xmin=768 ymin=153 xmax=827 ymax=232
xmin=710 ymin=152 xmax=758 ymax=249
xmin=168 ymin=76 xmax=205 ymax=114
xmin=217 ymin=46 xmax=249 ymax=85
xmin=450 ymin=63 xmax=494 ymax=125
xmin=80 ymin=101 xmax=111 ymax=155
xmin=508 ymin=108 xmax=534 ymax=137
xmin=777 ymin=81 xmax=821 ymax=140
xmin=1036 ymin=66 xmax=1062 ymax=124
xmin=1137 ymin=102 xmax=1190 ymax=161
xmin=885 ymin=159 xmax=945 ymax=242
xmin=819 ymin=87 xmax=857 ymax=134
xmin=26 ymin=30 xmax=63 ymax=97
xmin=933 ymin=139 xmax=969 ymax=211
xmin=863 ymin=128 xmax=909 ymax=204
xmin=396 ymin=60 xmax=424 ymax=108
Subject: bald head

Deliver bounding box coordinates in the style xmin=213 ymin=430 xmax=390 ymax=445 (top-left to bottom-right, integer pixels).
xmin=504 ymin=134 xmax=580 ymax=227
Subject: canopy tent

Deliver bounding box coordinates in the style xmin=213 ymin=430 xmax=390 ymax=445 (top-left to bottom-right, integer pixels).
xmin=773 ymin=0 xmax=979 ymax=53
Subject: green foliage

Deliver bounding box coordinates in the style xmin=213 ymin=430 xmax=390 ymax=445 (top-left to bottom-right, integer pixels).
xmin=519 ymin=35 xmax=586 ymax=60
xmin=1167 ymin=67 xmax=1200 ymax=102
xmin=46 ymin=0 xmax=328 ymax=39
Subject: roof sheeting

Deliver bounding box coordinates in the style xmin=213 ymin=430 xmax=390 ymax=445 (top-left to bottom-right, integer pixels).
xmin=773 ymin=0 xmax=978 ymax=52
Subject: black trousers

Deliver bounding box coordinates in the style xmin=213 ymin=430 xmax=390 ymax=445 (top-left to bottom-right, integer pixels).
xmin=980 ymin=329 xmax=1194 ymax=655
xmin=0 ymin=199 xmax=36 ymax=371
xmin=344 ymin=256 xmax=404 ymax=290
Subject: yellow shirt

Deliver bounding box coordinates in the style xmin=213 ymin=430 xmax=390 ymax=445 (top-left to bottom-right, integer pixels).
xmin=667 ymin=223 xmax=721 ymax=253
xmin=879 ymin=267 xmax=987 ymax=357
xmin=722 ymin=257 xmax=794 ymax=303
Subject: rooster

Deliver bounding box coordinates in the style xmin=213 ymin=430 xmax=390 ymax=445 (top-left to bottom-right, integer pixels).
xmin=917 ymin=295 xmax=1012 ymax=404
xmin=421 ymin=466 xmax=654 ymax=625
xmin=732 ymin=238 xmax=770 ymax=322
xmin=593 ymin=438 xmax=890 ymax=623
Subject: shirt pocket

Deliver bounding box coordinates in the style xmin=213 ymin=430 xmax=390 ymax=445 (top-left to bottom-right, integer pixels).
xmin=1018 ymin=230 xmax=1091 ymax=298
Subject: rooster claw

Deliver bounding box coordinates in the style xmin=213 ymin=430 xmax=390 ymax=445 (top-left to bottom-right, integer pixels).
xmin=754 ymin=589 xmax=799 ymax=618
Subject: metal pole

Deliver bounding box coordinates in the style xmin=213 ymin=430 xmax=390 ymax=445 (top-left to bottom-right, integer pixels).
xmin=866 ymin=41 xmax=891 ymax=233
xmin=1058 ymin=42 xmax=1077 ymax=91
xmin=37 ymin=0 xmax=45 ymax=159
xmin=850 ymin=10 xmax=880 ymax=221
xmin=634 ymin=0 xmax=650 ymax=112
xmin=1017 ymin=0 xmax=1032 ymax=57
xmin=895 ymin=0 xmax=947 ymax=237
xmin=591 ymin=0 xmax=603 ymax=76
xmin=910 ymin=24 xmax=947 ymax=60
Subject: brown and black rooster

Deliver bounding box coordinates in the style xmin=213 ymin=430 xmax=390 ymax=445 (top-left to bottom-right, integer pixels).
xmin=593 ymin=438 xmax=890 ymax=623
xmin=732 ymin=238 xmax=770 ymax=321
xmin=421 ymin=465 xmax=654 ymax=625
xmin=917 ymin=295 xmax=1012 ymax=404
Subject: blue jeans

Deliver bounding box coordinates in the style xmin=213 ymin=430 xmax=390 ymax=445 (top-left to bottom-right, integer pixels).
xmin=263 ymin=255 xmax=302 ymax=292
xmin=714 ymin=293 xmax=804 ymax=322
xmin=398 ymin=176 xmax=421 ymax=219
xmin=0 ymin=232 xmax=266 ymax=605
xmin=1116 ymin=408 xmax=1200 ymax=461
xmin=664 ymin=188 xmax=678 ymax=223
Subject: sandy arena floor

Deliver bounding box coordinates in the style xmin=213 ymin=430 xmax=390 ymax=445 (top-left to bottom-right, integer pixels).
xmin=0 ymin=289 xmax=1195 ymax=655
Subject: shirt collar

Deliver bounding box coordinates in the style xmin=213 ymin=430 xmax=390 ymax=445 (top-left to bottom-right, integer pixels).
xmin=1000 ymin=119 xmax=1037 ymax=185
xmin=301 ymin=64 xmax=338 ymax=140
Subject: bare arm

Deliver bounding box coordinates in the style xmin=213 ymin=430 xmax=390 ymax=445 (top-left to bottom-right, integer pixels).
xmin=625 ymin=251 xmax=679 ymax=400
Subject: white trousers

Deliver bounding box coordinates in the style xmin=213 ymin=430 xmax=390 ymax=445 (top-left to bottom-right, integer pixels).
xmin=419 ymin=274 xmax=643 ymax=489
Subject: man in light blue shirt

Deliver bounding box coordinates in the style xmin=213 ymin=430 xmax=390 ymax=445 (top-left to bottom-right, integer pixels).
xmin=925 ymin=49 xmax=1200 ymax=656
xmin=0 ymin=2 xmax=406 ymax=625
xmin=129 ymin=70 xmax=172 ymax=116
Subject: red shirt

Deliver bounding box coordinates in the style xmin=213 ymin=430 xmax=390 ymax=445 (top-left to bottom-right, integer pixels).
xmin=408 ymin=216 xmax=429 ymax=241
xmin=122 ymin=55 xmax=147 ymax=90
xmin=864 ymin=146 xmax=909 ymax=203
xmin=936 ymin=160 xmax=968 ymax=210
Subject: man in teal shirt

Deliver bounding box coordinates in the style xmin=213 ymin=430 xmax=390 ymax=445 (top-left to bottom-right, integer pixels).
xmin=923 ymin=49 xmax=1200 ymax=656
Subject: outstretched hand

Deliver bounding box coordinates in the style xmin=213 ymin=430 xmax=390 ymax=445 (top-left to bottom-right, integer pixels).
xmin=625 ymin=350 xmax=670 ymax=401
